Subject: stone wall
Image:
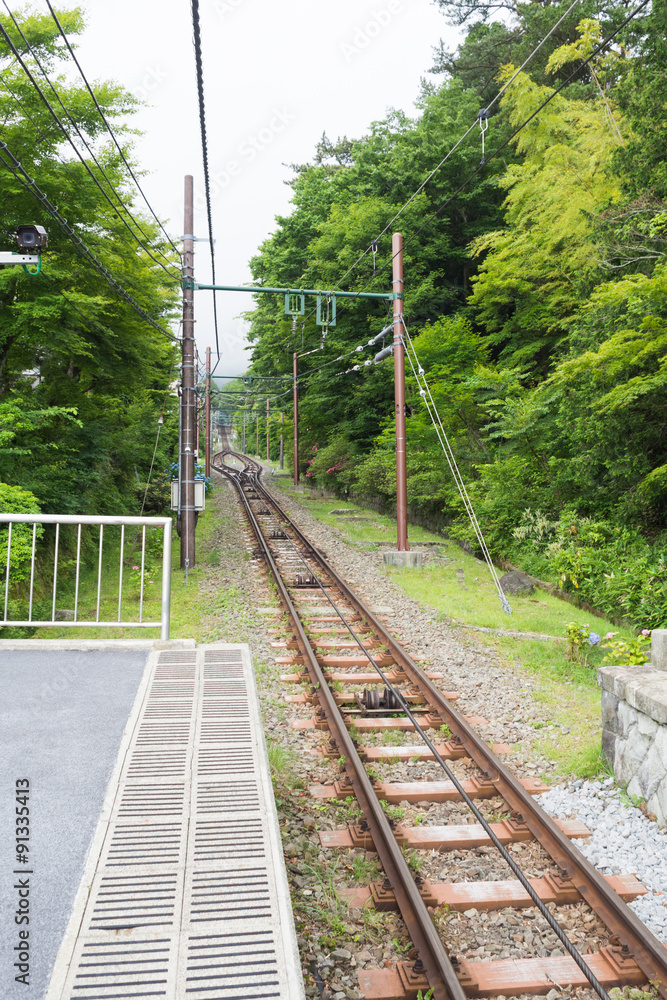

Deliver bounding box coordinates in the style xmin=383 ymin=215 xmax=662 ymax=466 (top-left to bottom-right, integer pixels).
xmin=599 ymin=630 xmax=667 ymax=826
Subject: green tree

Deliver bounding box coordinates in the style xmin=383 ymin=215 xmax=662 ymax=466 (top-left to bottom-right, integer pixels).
xmin=0 ymin=6 xmax=179 ymax=513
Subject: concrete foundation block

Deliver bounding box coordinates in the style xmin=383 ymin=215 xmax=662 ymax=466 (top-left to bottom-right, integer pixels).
xmin=382 ymin=550 xmax=424 ymax=569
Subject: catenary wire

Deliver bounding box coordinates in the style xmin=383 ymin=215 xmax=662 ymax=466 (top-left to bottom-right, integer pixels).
xmin=0 ymin=11 xmax=180 ymax=281
xmin=44 ymin=0 xmax=181 ymax=258
xmin=282 ymin=0 xmax=583 ymax=333
xmin=0 ymin=139 xmax=178 ymax=341
xmin=357 ymin=0 xmax=652 ymax=298
xmin=190 ymin=0 xmax=221 ymax=361
xmin=2 ymin=0 xmax=178 ymax=275
xmin=289 ymin=0 xmax=649 ymax=345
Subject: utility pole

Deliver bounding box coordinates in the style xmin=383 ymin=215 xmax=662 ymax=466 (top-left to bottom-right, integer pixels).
xmin=256 ymin=416 xmax=259 ymax=457
xmin=293 ymin=351 xmax=299 ymax=485
xmin=280 ymin=411 xmax=284 ymax=470
xmin=180 ymin=175 xmax=196 ymax=571
xmin=393 ymin=231 xmax=409 ymax=552
xmin=205 ymin=346 xmax=211 ymax=478
xmin=242 ymin=410 xmax=246 ymax=453
xmin=266 ymin=398 xmax=270 ymax=462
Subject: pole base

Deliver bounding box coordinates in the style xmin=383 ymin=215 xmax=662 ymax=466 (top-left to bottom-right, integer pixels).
xmin=382 ymin=550 xmax=423 ymax=569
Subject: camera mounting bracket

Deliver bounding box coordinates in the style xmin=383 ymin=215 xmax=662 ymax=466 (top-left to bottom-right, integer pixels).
xmin=0 ymin=252 xmax=40 ymax=265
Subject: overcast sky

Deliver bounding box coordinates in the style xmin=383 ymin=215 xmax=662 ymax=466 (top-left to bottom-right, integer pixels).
xmin=71 ymin=0 xmax=460 ymax=374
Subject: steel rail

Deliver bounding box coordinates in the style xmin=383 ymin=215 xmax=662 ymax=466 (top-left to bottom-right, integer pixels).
xmin=232 ymin=452 xmax=667 ymax=997
xmin=214 ymin=453 xmax=464 ymax=1000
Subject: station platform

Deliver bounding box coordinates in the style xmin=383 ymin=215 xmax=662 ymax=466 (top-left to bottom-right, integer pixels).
xmin=0 ymin=639 xmax=304 ymax=1000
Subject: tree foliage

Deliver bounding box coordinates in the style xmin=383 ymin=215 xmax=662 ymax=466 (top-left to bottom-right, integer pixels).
xmin=237 ymin=0 xmax=667 ymax=627
xmin=0 ymin=6 xmax=179 ymax=515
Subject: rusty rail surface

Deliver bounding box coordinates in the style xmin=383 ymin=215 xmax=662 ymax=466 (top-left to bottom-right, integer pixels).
xmin=214 ymin=447 xmax=667 ymax=999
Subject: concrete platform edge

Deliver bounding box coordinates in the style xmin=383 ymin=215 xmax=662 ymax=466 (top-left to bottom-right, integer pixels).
xmin=0 ymin=638 xmax=196 ymax=651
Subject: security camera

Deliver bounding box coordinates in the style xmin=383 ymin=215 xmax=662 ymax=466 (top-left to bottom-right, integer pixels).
xmin=16 ymin=225 xmax=48 ymax=251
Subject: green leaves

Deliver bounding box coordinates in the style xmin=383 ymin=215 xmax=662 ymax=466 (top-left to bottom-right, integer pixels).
xmin=0 ymin=6 xmax=179 ymax=515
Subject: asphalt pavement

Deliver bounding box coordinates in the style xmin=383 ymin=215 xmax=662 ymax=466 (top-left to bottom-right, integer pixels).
xmin=0 ymin=647 xmax=149 ymax=1000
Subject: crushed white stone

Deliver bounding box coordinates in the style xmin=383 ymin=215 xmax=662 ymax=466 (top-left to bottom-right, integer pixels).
xmin=539 ymin=778 xmax=667 ymax=942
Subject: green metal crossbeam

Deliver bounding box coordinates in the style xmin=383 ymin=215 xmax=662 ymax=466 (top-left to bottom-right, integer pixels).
xmin=185 ymin=281 xmax=397 ymax=301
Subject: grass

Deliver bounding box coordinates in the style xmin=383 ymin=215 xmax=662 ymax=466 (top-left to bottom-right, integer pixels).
xmin=266 ymin=738 xmax=300 ymax=784
xmin=23 ymin=492 xmax=249 ymax=644
xmin=281 ymin=482 xmax=635 ymax=781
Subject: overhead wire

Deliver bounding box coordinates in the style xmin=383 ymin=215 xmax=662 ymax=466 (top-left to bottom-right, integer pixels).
xmin=190 ymin=0 xmax=221 ymax=361
xmin=0 ymin=11 xmax=179 ymax=282
xmin=328 ymin=0 xmax=582 ymax=296
xmin=275 ymin=0 xmax=641 ymax=359
xmin=0 ymin=137 xmax=178 ymax=341
xmin=259 ymin=0 xmax=585 ymax=350
xmin=43 ymin=0 xmax=181 ymax=259
xmin=347 ymin=0 xmax=652 ymax=302
xmin=2 ymin=0 xmax=179 ymax=277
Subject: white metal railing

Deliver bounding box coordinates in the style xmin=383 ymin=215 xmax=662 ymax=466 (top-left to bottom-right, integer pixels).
xmin=0 ymin=514 xmax=172 ymax=640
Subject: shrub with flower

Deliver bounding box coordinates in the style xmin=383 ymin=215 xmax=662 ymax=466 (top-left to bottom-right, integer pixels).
xmin=602 ymin=629 xmax=652 ymax=665
xmin=565 ymin=621 xmax=599 ymax=662
xmin=129 ymin=563 xmax=156 ymax=598
xmin=566 ymin=621 xmax=652 ymax=666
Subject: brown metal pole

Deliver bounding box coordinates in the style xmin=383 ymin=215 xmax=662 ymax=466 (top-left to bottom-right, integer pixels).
xmin=393 ymin=232 xmax=408 ymax=551
xmin=266 ymin=397 xmax=270 ymax=462
xmin=280 ymin=410 xmax=284 ymax=470
xmin=205 ymin=346 xmax=211 ymax=478
xmin=293 ymin=352 xmax=299 ymax=485
xmin=180 ymin=175 xmax=196 ymax=571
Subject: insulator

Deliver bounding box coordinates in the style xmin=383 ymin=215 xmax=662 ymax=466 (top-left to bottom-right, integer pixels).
xmin=374 ymin=344 xmax=394 ymax=364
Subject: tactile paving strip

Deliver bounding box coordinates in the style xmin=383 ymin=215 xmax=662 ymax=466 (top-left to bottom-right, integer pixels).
xmin=47 ymin=644 xmax=304 ymax=1000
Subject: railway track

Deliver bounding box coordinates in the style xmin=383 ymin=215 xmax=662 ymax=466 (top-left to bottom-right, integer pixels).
xmin=213 ymin=444 xmax=667 ymax=1000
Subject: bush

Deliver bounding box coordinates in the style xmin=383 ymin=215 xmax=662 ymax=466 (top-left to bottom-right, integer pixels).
xmin=0 ymin=482 xmax=43 ymax=583
xmin=305 ymin=436 xmax=359 ymax=489
xmin=511 ymin=507 xmax=667 ymax=629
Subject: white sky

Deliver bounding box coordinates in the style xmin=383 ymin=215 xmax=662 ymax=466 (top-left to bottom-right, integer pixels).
xmin=72 ymin=0 xmax=460 ymax=374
